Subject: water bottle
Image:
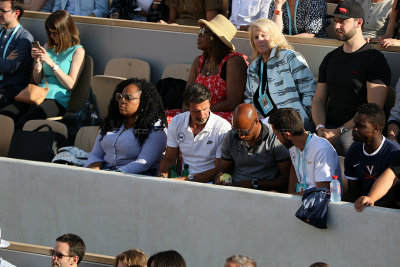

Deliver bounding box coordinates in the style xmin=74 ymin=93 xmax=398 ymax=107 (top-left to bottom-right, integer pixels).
xmin=330 ymin=175 xmax=341 ymax=202
xmin=181 ymin=164 xmax=189 ymax=177
xmin=169 ymin=164 xmax=178 ymax=178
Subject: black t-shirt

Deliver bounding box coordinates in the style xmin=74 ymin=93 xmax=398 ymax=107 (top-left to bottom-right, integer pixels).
xmin=318 ymin=43 xmax=391 ymax=127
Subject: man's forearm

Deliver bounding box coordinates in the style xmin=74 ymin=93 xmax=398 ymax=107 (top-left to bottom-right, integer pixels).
xmin=192 ymin=167 xmax=218 ymax=183
xmin=158 ymin=158 xmax=176 ymax=177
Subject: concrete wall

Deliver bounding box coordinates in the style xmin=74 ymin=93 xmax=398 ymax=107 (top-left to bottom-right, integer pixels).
xmin=0 ymin=157 xmax=399 ymax=267
xmin=20 ymin=15 xmax=400 ymax=86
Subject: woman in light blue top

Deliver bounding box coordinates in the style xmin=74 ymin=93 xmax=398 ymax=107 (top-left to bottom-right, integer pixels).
xmin=85 ymin=78 xmax=168 ymax=175
xmin=0 ymin=10 xmax=85 ymax=129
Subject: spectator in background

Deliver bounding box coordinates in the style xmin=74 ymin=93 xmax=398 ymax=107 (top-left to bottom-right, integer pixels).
xmin=50 ymin=233 xmax=86 ymax=267
xmin=343 ymin=103 xmax=400 ymax=207
xmin=115 ymin=249 xmax=148 ymax=267
xmin=158 ymin=83 xmax=231 ymax=182
xmin=52 ymin=0 xmax=108 ymax=17
xmin=24 ymin=0 xmax=55 ymax=12
xmin=380 ymin=0 xmax=400 ymax=47
xmin=185 ymin=14 xmax=248 ymax=122
xmin=229 ymin=0 xmax=272 ymax=31
xmin=387 ymin=78 xmax=400 ymax=142
xmin=86 ymin=78 xmax=167 ymax=175
xmin=224 ymin=255 xmax=257 ymax=267
xmin=312 ymin=0 xmax=391 ymax=156
xmin=0 ymin=9 xmax=85 ymax=128
xmin=216 ymin=104 xmax=290 ymax=192
xmin=269 ymin=108 xmax=341 ymax=195
xmin=109 ymin=0 xmax=168 ymax=21
xmin=147 ymin=250 xmax=186 ymax=267
xmin=310 ymin=263 xmax=330 ymax=267
xmin=268 ymin=0 xmax=329 ymax=38
xmin=0 ymin=0 xmax=34 ymax=109
xmin=355 ymin=0 xmax=393 ymax=41
xmin=160 ymin=0 xmax=221 ymax=26
xmin=244 ymin=18 xmax=315 ymax=130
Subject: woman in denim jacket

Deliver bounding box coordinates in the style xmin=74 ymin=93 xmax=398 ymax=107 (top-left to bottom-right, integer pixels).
xmin=244 ymin=18 xmax=315 ymax=130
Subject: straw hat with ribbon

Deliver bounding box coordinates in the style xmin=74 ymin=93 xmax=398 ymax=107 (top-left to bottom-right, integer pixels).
xmin=198 ymin=14 xmax=237 ymax=50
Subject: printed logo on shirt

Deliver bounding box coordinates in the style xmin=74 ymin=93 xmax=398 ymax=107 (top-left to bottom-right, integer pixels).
xmin=207 ymin=140 xmax=213 ymax=145
xmin=307 ymin=161 xmax=312 ymax=164
xmin=177 ymin=132 xmax=185 ymax=143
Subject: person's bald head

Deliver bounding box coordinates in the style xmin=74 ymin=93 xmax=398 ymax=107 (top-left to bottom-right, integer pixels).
xmin=232 ymin=104 xmax=260 ymax=141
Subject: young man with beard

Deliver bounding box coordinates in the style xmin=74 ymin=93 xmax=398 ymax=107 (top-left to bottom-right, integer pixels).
xmin=343 ymin=103 xmax=400 ymax=205
xmin=50 ymin=233 xmax=86 ymax=267
xmin=269 ymin=108 xmax=342 ymax=196
xmin=215 ymin=103 xmax=290 ymax=191
xmin=311 ymin=0 xmax=391 ymax=156
xmin=158 ymin=83 xmax=231 ymax=182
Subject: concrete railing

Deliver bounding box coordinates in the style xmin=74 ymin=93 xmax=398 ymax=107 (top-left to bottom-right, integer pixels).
xmin=21 ymin=11 xmax=400 ymax=86
xmin=0 ymin=157 xmax=399 ymax=267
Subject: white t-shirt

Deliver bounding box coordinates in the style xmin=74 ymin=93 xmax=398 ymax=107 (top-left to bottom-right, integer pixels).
xmin=167 ymin=111 xmax=231 ymax=174
xmin=289 ymin=134 xmax=342 ymax=189
xmin=229 ymin=0 xmax=272 ymax=26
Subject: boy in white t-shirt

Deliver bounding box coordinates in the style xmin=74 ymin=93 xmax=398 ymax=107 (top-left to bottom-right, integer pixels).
xmin=269 ymin=108 xmax=342 ymax=195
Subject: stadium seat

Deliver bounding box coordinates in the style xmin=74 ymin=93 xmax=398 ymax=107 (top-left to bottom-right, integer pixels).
xmin=23 ymin=119 xmax=68 ymax=139
xmin=0 ymin=115 xmax=14 ymax=157
xmin=161 ymin=64 xmax=191 ymax=81
xmin=104 ymin=58 xmax=151 ymax=81
xmin=74 ymin=126 xmax=100 ymax=153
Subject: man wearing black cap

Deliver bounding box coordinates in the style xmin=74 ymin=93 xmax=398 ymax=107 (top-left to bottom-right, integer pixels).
xmin=311 ymin=0 xmax=391 ymax=156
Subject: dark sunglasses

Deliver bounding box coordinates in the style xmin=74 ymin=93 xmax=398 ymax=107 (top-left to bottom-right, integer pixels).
xmin=234 ymin=118 xmax=257 ymax=136
xmin=198 ymin=27 xmax=212 ymax=37
xmin=49 ymin=249 xmax=71 ymax=259
xmin=115 ymin=93 xmax=140 ymax=102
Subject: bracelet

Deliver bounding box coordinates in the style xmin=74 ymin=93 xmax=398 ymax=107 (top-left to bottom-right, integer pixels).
xmin=316 ymin=124 xmax=325 ymax=131
xmin=274 ymin=9 xmax=282 ymax=15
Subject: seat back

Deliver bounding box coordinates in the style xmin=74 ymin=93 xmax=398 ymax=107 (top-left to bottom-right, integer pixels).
xmin=104 ymin=58 xmax=151 ymax=81
xmin=326 ymin=3 xmax=337 ymax=39
xmin=22 ymin=120 xmax=68 ymax=139
xmin=74 ymin=126 xmax=100 ymax=152
xmin=66 ymin=55 xmax=94 ymax=113
xmin=91 ymin=75 xmax=127 ymax=120
xmin=161 ymin=64 xmax=192 ymax=81
xmin=0 ymin=115 xmax=14 ymax=157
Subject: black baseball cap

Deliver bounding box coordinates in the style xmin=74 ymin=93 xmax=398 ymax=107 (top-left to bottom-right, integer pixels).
xmin=328 ymin=0 xmax=364 ymax=20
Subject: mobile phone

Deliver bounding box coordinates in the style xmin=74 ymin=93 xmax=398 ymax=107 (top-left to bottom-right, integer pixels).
xmin=32 ymin=41 xmax=41 ymax=48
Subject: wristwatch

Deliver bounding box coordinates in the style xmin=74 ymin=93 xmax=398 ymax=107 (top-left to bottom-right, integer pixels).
xmin=52 ymin=64 xmax=59 ymax=72
xmin=339 ymin=126 xmax=348 ymax=134
xmin=252 ymin=179 xmax=259 ymax=189
xmin=188 ymin=174 xmax=194 ymax=181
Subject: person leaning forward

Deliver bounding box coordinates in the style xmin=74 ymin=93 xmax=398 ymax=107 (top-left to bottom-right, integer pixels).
xmin=158 ymin=83 xmax=231 ymax=182
xmin=215 ymin=103 xmax=290 ymax=191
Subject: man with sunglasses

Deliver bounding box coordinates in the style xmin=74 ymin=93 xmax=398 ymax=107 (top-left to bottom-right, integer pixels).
xmin=50 ymin=233 xmax=86 ymax=267
xmin=342 ymin=103 xmax=400 ymax=206
xmin=215 ymin=104 xmax=290 ymax=191
xmin=0 ymin=0 xmax=33 ymax=109
xmin=269 ymin=108 xmax=341 ymax=195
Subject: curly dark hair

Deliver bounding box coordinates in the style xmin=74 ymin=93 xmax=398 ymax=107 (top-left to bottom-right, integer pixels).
xmin=100 ymin=78 xmax=167 ymax=146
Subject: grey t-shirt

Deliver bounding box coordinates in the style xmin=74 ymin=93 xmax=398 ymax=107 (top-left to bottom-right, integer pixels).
xmin=356 ymin=0 xmax=393 ymax=38
xmin=221 ymin=123 xmax=289 ymax=183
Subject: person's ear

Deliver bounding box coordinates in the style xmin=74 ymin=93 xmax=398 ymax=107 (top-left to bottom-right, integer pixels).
xmin=283 ymin=131 xmax=292 ymax=139
xmin=71 ymin=256 xmax=79 ymax=264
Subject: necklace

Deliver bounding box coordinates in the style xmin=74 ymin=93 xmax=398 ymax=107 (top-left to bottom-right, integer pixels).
xmin=205 ymin=58 xmax=218 ymax=76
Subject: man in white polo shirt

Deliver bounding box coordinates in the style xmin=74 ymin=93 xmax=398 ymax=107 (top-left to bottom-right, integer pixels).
xmin=269 ymin=108 xmax=342 ymax=195
xmin=158 ymin=83 xmax=231 ymax=182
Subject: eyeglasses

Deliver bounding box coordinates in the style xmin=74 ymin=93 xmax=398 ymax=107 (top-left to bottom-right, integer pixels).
xmin=198 ymin=27 xmax=212 ymax=37
xmin=49 ymin=249 xmax=72 ymax=259
xmin=115 ymin=93 xmax=140 ymax=102
xmin=0 ymin=9 xmax=13 ymax=14
xmin=234 ymin=118 xmax=257 ymax=136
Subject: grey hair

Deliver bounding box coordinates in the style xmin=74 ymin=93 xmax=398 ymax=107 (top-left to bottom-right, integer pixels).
xmin=226 ymin=255 xmax=257 ymax=267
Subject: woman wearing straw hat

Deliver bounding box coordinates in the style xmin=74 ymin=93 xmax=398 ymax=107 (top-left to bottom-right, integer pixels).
xmin=185 ymin=14 xmax=248 ymax=122
xmin=244 ymin=18 xmax=315 ymax=130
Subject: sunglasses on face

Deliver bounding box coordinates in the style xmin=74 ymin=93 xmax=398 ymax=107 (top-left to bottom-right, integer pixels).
xmin=0 ymin=9 xmax=13 ymax=14
xmin=234 ymin=118 xmax=257 ymax=136
xmin=49 ymin=249 xmax=71 ymax=259
xmin=115 ymin=93 xmax=140 ymax=102
xmin=198 ymin=27 xmax=212 ymax=37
